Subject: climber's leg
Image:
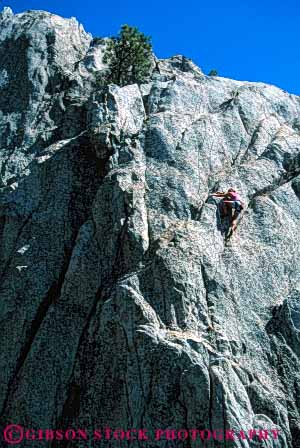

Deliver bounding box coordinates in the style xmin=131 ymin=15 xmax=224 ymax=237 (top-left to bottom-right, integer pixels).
xmin=231 ymin=203 xmax=242 ymax=231
xmin=231 ymin=215 xmax=238 ymax=231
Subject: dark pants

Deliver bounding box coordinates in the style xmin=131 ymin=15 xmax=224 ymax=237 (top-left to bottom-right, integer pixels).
xmin=221 ymin=200 xmax=243 ymax=219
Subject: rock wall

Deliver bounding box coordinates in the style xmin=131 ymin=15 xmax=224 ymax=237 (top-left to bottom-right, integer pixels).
xmin=0 ymin=7 xmax=300 ymax=448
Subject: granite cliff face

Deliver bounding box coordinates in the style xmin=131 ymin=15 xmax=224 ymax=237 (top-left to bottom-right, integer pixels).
xmin=0 ymin=7 xmax=300 ymax=448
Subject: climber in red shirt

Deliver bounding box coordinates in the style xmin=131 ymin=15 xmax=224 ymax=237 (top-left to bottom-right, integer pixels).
xmin=210 ymin=188 xmax=245 ymax=233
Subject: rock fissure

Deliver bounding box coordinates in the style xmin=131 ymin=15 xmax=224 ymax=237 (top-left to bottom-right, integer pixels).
xmin=1 ymin=244 xmax=73 ymax=420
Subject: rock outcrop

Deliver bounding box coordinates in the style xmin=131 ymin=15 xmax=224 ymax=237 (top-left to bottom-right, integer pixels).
xmin=0 ymin=7 xmax=300 ymax=448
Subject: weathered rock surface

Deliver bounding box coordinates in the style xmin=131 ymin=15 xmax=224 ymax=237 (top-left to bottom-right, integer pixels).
xmin=0 ymin=7 xmax=300 ymax=448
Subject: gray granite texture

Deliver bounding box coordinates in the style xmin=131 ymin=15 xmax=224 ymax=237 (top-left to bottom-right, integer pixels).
xmin=0 ymin=7 xmax=300 ymax=448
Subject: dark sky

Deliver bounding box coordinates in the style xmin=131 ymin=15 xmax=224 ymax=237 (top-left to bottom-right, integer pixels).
xmin=3 ymin=0 xmax=300 ymax=95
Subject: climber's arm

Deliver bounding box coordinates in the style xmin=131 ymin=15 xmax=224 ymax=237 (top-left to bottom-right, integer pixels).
xmin=210 ymin=192 xmax=226 ymax=197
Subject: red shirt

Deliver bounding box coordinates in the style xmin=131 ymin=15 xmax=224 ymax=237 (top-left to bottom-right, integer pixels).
xmin=227 ymin=191 xmax=242 ymax=201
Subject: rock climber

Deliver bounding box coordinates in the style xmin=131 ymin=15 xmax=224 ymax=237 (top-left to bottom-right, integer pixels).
xmin=210 ymin=188 xmax=244 ymax=233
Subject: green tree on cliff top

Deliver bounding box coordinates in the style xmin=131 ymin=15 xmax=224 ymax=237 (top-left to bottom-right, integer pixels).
xmin=103 ymin=24 xmax=153 ymax=87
